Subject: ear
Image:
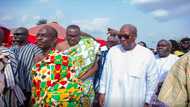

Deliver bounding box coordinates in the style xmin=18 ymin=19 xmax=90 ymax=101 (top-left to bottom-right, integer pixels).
xmin=51 ymin=38 xmax=57 ymax=47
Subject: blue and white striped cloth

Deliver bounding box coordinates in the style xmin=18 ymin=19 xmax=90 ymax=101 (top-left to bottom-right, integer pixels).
xmin=0 ymin=46 xmax=25 ymax=105
xmin=0 ymin=47 xmax=17 ymax=88
xmin=11 ymin=43 xmax=42 ymax=92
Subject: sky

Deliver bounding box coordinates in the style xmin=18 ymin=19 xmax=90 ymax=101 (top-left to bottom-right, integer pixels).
xmin=0 ymin=0 xmax=190 ymax=48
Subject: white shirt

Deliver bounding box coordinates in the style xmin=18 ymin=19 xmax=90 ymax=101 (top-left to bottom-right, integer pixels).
xmin=99 ymin=44 xmax=159 ymax=107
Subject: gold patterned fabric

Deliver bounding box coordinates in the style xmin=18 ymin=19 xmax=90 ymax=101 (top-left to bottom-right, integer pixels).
xmin=158 ymin=52 xmax=190 ymax=107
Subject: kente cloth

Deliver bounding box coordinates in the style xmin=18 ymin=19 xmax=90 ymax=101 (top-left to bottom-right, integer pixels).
xmin=62 ymin=37 xmax=100 ymax=106
xmin=32 ymin=49 xmax=84 ymax=107
xmin=32 ymin=37 xmax=100 ymax=107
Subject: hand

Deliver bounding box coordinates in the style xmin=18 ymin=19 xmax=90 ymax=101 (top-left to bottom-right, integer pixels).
xmin=34 ymin=54 xmax=45 ymax=63
xmin=0 ymin=74 xmax=5 ymax=94
xmin=99 ymin=93 xmax=105 ymax=107
xmin=107 ymin=28 xmax=119 ymax=36
xmin=78 ymin=75 xmax=85 ymax=81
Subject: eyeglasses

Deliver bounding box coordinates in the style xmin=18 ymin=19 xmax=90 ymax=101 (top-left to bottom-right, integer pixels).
xmin=118 ymin=34 xmax=130 ymax=40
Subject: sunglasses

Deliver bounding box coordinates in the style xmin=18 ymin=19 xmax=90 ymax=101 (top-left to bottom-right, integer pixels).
xmin=118 ymin=34 xmax=130 ymax=40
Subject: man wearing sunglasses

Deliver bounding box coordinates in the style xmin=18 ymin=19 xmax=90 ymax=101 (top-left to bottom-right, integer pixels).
xmin=99 ymin=24 xmax=158 ymax=107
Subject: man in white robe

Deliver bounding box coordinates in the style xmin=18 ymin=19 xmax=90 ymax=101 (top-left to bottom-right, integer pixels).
xmin=156 ymin=39 xmax=179 ymax=83
xmin=151 ymin=40 xmax=179 ymax=106
xmin=98 ymin=24 xmax=159 ymax=107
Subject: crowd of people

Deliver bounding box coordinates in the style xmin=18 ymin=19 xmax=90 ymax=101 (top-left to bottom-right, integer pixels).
xmin=0 ymin=23 xmax=190 ymax=107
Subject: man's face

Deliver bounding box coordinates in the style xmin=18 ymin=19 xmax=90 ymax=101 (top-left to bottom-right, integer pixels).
xmin=119 ymin=28 xmax=136 ymax=50
xmin=180 ymin=40 xmax=190 ymax=50
xmin=13 ymin=29 xmax=28 ymax=45
xmin=66 ymin=28 xmax=80 ymax=46
xmin=36 ymin=28 xmax=55 ymax=50
xmin=157 ymin=41 xmax=170 ymax=57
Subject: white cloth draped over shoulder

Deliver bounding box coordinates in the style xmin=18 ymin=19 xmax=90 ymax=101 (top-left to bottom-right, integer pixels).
xmin=155 ymin=54 xmax=179 ymax=82
xmin=99 ymin=44 xmax=159 ymax=107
